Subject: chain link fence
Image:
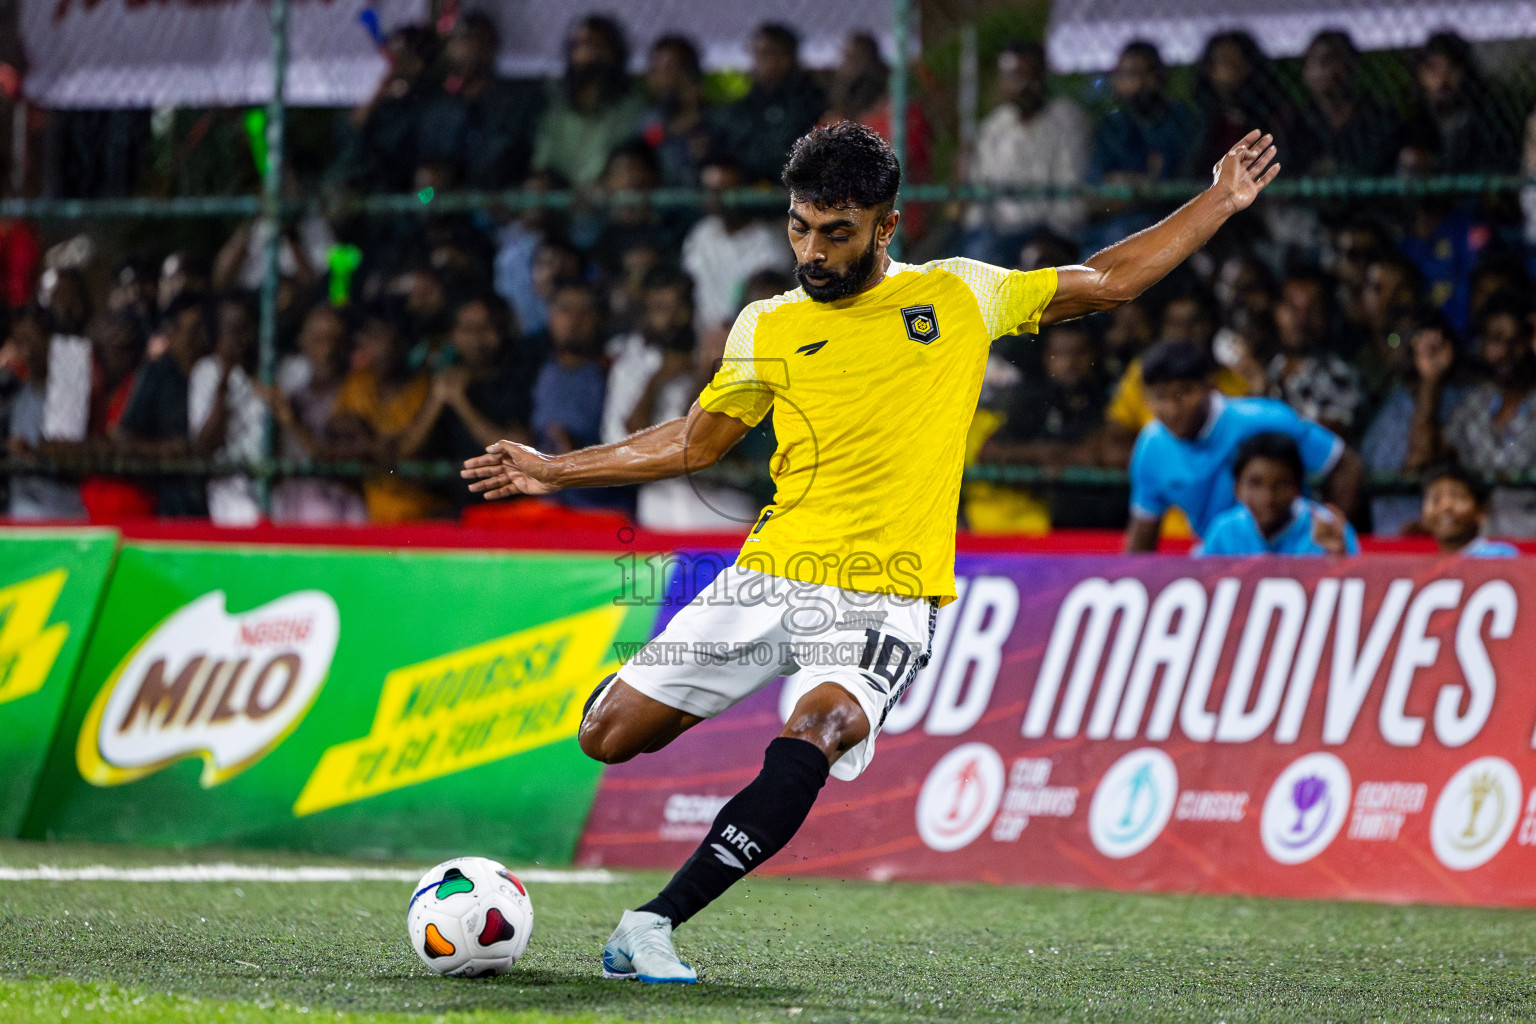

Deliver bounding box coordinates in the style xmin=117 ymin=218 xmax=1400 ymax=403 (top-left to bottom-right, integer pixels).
xmin=3 ymin=0 xmax=1536 ymax=531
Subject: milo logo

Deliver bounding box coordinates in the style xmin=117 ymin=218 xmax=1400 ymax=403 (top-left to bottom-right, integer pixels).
xmin=77 ymin=590 xmax=340 ymax=788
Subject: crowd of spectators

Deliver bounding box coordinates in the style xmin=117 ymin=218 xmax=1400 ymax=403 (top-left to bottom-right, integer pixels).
xmin=2 ymin=14 xmax=1536 ymax=542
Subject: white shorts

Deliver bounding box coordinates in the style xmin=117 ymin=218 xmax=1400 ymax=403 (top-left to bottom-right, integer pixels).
xmin=619 ymin=568 xmax=938 ymax=781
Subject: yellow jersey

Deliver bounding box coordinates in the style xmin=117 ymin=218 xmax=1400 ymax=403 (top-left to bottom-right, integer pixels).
xmin=699 ymin=258 xmax=1058 ymax=603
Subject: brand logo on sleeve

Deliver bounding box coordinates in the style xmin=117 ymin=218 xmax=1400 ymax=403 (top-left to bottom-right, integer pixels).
xmin=901 ymin=305 xmax=940 ymax=344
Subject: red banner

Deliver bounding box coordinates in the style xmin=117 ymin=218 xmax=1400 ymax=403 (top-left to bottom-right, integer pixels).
xmin=578 ymin=554 xmax=1536 ymax=906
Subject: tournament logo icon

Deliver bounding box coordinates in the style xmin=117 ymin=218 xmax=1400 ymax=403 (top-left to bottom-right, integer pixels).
xmin=1431 ymin=757 xmax=1522 ymax=871
xmin=901 ymin=305 xmax=940 ymax=344
xmin=1088 ymin=748 xmax=1177 ymax=858
xmin=1260 ymin=753 xmax=1351 ymax=865
xmin=915 ymin=742 xmax=1005 ymax=852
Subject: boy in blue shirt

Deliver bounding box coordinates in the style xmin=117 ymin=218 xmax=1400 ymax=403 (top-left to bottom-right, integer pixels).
xmin=1420 ymin=463 xmax=1519 ymax=558
xmin=1198 ymin=432 xmax=1358 ymax=556
xmin=1125 ymin=339 xmax=1361 ymax=551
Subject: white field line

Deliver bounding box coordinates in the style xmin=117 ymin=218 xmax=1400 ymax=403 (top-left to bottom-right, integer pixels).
xmin=0 ymin=864 xmax=619 ymax=884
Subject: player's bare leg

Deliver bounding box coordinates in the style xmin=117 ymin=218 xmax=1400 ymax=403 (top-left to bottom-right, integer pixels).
xmin=602 ymin=683 xmax=868 ymax=983
xmin=579 ymin=677 xmax=705 ymax=763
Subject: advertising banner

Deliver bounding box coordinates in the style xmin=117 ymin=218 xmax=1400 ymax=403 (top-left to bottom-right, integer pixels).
xmin=579 ymin=554 xmax=1536 ymax=907
xmin=28 ymin=543 xmax=653 ymax=863
xmin=0 ymin=529 xmax=117 ymax=837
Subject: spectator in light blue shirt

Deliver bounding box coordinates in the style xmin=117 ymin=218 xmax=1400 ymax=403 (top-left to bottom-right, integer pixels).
xmin=1125 ymin=339 xmax=1362 ymax=551
xmin=1420 ymin=462 xmax=1519 ymax=558
xmin=1197 ymin=432 xmax=1358 ymax=556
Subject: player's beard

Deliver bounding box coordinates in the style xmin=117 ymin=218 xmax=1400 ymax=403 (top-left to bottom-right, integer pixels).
xmin=795 ymin=231 xmax=881 ymax=303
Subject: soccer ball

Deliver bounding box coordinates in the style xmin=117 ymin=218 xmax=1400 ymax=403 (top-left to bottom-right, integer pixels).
xmin=407 ymin=856 xmax=534 ymax=977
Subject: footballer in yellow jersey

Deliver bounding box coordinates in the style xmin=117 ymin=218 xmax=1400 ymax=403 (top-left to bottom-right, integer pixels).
xmin=463 ymin=121 xmax=1281 ymax=981
xmin=699 ymin=257 xmax=1058 ymax=603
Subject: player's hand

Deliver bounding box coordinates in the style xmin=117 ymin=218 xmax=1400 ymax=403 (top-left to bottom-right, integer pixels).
xmin=1211 ymin=130 xmax=1280 ymax=212
xmin=461 ymin=440 xmax=562 ymax=499
xmin=1311 ymin=503 xmax=1349 ymax=556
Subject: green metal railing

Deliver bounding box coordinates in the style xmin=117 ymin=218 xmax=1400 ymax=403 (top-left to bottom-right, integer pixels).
xmin=4 ymin=173 xmax=1531 ymax=222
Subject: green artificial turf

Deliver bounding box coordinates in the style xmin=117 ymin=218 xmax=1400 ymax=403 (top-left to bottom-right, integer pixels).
xmin=1 ymin=839 xmax=1534 ymax=1022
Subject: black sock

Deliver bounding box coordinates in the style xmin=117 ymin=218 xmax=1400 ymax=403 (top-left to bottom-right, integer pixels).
xmin=639 ymin=737 xmax=830 ymax=928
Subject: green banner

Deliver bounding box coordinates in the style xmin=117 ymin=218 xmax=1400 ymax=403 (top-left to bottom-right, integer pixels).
xmin=26 ymin=543 xmax=653 ymax=863
xmin=0 ymin=529 xmax=117 ymax=837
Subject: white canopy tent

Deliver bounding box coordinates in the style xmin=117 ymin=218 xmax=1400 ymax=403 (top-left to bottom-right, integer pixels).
xmin=1045 ymin=0 xmax=1536 ymax=72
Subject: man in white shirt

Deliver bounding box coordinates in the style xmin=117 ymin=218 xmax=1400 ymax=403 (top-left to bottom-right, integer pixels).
xmin=189 ymin=293 xmax=268 ymax=526
xmin=680 ymin=155 xmax=792 ymax=333
xmin=962 ymin=41 xmax=1090 ymax=265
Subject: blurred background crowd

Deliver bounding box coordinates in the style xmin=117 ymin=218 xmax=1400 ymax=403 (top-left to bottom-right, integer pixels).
xmin=3 ymin=7 xmax=1536 ymax=538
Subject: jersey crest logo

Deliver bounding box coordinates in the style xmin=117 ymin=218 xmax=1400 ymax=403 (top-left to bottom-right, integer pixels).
xmin=901 ymin=305 xmax=939 ymax=344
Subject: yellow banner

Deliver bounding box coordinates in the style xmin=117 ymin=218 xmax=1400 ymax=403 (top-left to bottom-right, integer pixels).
xmin=0 ymin=569 xmax=69 ymax=707
xmin=292 ymin=603 xmax=626 ymax=816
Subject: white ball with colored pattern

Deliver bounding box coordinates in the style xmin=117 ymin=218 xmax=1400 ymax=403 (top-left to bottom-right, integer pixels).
xmin=407 ymin=856 xmax=534 ymax=977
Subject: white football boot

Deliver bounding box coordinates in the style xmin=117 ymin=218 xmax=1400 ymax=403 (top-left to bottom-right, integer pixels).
xmin=601 ymin=910 xmax=698 ymax=984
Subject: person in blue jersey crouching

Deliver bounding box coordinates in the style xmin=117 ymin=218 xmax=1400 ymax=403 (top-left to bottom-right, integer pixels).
xmin=1197 ymin=431 xmax=1359 ymax=556
xmin=1124 ymin=339 xmax=1361 ymax=551
xmin=1420 ymin=462 xmax=1520 ymax=558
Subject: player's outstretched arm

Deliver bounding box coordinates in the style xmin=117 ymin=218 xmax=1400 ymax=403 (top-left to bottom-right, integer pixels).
xmin=1042 ymin=130 xmax=1280 ymax=325
xmin=460 ymin=402 xmax=751 ymax=500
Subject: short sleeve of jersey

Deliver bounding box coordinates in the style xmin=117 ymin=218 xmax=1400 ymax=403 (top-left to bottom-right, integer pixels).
xmin=1195 ymin=510 xmax=1244 ymax=555
xmin=1127 ymin=428 xmax=1169 ymax=521
xmin=935 ymin=258 xmax=1058 ymax=339
xmin=699 ymin=301 xmax=776 ymax=427
xmin=1265 ymin=403 xmax=1344 ymax=475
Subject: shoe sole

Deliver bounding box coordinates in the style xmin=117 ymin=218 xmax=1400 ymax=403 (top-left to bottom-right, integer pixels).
xmin=601 ymin=965 xmax=698 ymax=984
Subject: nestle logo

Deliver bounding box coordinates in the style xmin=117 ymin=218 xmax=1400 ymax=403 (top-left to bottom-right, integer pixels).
xmin=81 ymin=590 xmax=340 ymax=788
xmin=239 ymin=617 xmax=314 ymax=647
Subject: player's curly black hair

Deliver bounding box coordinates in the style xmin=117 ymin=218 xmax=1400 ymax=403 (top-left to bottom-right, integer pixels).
xmin=781 ymin=121 xmax=901 ymax=212
xmin=1232 ymin=431 xmax=1304 ymax=488
xmin=1140 ymin=338 xmax=1215 ymax=385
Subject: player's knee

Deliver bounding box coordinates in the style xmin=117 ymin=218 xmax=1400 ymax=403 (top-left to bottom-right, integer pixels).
xmin=578 ymin=718 xmax=639 ymax=765
xmin=782 ymin=685 xmax=869 ymax=755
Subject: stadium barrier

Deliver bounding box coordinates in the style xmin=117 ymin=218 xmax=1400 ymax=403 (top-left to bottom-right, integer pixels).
xmin=580 ymin=551 xmax=1536 ymax=908
xmin=0 ymin=528 xmax=117 ymax=837
xmin=8 ymin=524 xmax=1536 ymax=905
xmin=18 ymin=537 xmax=661 ymax=863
